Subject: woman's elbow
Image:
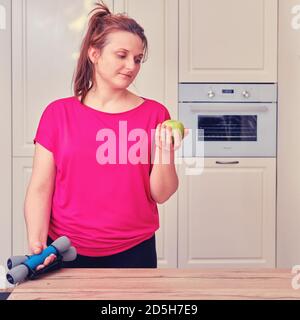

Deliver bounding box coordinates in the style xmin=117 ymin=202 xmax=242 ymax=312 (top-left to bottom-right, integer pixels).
xmin=153 ymin=185 xmax=179 ymax=204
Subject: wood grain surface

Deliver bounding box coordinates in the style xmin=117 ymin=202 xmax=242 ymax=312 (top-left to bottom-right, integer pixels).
xmin=7 ymin=268 xmax=300 ymax=300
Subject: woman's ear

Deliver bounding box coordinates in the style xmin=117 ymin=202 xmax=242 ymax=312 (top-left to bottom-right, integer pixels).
xmin=88 ymin=47 xmax=100 ymax=64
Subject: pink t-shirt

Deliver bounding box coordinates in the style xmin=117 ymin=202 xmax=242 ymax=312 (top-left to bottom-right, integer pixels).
xmin=33 ymin=96 xmax=170 ymax=256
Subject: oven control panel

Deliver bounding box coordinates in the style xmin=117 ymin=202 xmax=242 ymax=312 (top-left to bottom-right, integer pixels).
xmin=179 ymin=83 xmax=277 ymax=103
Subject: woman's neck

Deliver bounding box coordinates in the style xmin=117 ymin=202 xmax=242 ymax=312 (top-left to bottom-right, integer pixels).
xmin=81 ymin=87 xmax=143 ymax=113
xmin=85 ymin=87 xmax=130 ymax=109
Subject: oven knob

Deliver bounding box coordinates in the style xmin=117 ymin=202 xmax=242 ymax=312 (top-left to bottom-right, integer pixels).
xmin=207 ymin=90 xmax=215 ymax=99
xmin=242 ymin=90 xmax=250 ymax=98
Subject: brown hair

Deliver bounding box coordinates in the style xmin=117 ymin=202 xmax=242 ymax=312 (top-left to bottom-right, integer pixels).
xmin=73 ymin=1 xmax=148 ymax=103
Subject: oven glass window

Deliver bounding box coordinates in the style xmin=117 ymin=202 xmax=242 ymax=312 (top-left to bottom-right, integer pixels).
xmin=198 ymin=115 xmax=257 ymax=141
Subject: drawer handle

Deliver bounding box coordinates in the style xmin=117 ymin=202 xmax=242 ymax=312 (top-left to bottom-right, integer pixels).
xmin=216 ymin=161 xmax=239 ymax=165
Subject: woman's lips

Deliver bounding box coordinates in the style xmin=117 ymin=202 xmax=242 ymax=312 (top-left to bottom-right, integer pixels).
xmin=119 ymin=73 xmax=132 ymax=78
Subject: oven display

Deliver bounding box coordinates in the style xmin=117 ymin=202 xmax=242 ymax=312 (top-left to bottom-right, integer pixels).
xmin=198 ymin=115 xmax=257 ymax=141
xmin=222 ymin=89 xmax=234 ymax=94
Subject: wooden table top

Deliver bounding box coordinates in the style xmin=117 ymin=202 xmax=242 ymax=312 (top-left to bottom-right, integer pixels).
xmin=7 ymin=268 xmax=300 ymax=300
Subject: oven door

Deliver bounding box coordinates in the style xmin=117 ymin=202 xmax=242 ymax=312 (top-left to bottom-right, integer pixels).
xmin=178 ymin=102 xmax=277 ymax=157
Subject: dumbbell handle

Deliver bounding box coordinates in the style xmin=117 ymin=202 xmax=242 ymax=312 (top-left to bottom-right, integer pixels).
xmin=24 ymin=245 xmax=57 ymax=270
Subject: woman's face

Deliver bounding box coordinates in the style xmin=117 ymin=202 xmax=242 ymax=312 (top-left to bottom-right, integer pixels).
xmin=90 ymin=31 xmax=145 ymax=90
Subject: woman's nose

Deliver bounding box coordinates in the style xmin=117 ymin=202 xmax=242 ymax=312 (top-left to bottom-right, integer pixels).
xmin=125 ymin=58 xmax=136 ymax=70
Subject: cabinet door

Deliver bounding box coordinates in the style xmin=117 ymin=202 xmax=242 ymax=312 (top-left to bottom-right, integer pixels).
xmin=13 ymin=158 xmax=33 ymax=255
xmin=12 ymin=0 xmax=112 ymax=157
xmin=178 ymin=158 xmax=276 ymax=268
xmin=114 ymin=0 xmax=179 ymax=268
xmin=179 ymin=0 xmax=278 ymax=82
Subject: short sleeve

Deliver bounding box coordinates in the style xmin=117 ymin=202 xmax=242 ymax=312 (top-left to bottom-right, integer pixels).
xmin=158 ymin=106 xmax=171 ymax=124
xmin=33 ymin=103 xmax=56 ymax=154
xmin=163 ymin=107 xmax=171 ymax=122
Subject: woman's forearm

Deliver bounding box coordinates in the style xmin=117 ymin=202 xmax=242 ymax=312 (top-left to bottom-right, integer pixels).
xmin=150 ymin=147 xmax=179 ymax=204
xmin=24 ymin=185 xmax=53 ymax=247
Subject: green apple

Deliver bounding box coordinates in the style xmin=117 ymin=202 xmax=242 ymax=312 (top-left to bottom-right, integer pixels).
xmin=162 ymin=120 xmax=185 ymax=142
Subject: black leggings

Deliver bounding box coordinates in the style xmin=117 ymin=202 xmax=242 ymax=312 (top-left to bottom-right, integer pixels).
xmin=47 ymin=235 xmax=157 ymax=268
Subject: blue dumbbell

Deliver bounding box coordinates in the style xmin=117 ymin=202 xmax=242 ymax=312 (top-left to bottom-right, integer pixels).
xmin=6 ymin=236 xmax=77 ymax=284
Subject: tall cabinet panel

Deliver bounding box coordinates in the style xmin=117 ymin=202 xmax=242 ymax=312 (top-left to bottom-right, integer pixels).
xmin=0 ymin=0 xmax=12 ymax=267
xmin=277 ymin=0 xmax=300 ymax=267
xmin=114 ymin=0 xmax=179 ymax=267
xmin=179 ymin=0 xmax=278 ymax=82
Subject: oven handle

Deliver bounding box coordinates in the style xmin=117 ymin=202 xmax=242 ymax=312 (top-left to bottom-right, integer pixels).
xmin=189 ymin=105 xmax=269 ymax=113
xmin=216 ymin=161 xmax=240 ymax=165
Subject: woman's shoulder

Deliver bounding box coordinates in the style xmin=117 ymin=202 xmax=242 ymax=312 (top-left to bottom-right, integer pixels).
xmin=43 ymin=96 xmax=77 ymax=113
xmin=143 ymin=97 xmax=170 ymax=115
xmin=47 ymin=96 xmax=76 ymax=107
xmin=127 ymin=91 xmax=168 ymax=114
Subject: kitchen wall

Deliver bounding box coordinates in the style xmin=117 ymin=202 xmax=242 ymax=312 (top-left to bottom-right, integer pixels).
xmin=277 ymin=0 xmax=300 ymax=267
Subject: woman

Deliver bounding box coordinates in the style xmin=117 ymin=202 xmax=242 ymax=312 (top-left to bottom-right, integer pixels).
xmin=24 ymin=1 xmax=187 ymax=269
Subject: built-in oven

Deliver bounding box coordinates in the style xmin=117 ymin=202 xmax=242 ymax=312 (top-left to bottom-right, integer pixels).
xmin=179 ymin=83 xmax=277 ymax=157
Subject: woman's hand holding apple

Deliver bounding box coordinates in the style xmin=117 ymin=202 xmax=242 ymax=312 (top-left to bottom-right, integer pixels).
xmin=155 ymin=120 xmax=188 ymax=153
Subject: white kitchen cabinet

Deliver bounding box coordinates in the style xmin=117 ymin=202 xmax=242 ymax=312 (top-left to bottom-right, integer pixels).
xmin=178 ymin=158 xmax=276 ymax=268
xmin=277 ymin=0 xmax=300 ymax=267
xmin=11 ymin=0 xmax=179 ymax=267
xmin=179 ymin=0 xmax=278 ymax=82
